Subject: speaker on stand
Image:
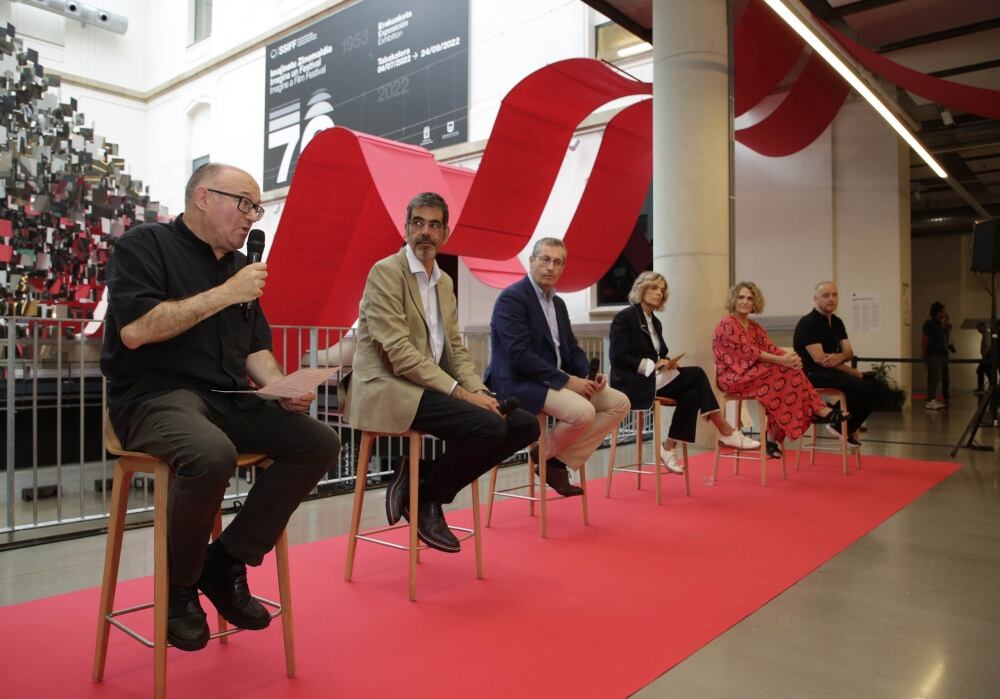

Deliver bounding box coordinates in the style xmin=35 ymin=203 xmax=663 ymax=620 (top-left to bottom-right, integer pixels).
xmin=953 ymin=218 xmax=999 ymax=455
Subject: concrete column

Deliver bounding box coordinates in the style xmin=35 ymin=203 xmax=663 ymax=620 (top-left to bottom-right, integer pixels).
xmin=653 ymin=0 xmax=731 ymax=445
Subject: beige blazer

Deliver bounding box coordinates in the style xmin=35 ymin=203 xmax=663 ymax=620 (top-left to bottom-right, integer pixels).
xmin=342 ymin=248 xmax=486 ymax=433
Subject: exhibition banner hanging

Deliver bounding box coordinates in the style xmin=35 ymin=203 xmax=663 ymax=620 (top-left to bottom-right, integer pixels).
xmin=263 ymin=0 xmax=469 ymax=191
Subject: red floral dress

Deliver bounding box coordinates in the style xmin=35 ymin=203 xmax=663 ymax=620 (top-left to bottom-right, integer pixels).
xmin=712 ymin=314 xmax=823 ymax=441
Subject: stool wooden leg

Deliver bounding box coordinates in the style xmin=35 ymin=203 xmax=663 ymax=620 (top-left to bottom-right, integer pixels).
xmin=758 ymin=403 xmax=768 ymax=486
xmin=408 ymin=437 xmax=420 ymax=602
xmin=605 ymin=426 xmax=619 ymax=498
xmin=810 ymin=421 xmax=818 ymax=465
xmin=795 ymin=428 xmax=805 ymax=471
xmin=344 ymin=433 xmax=374 ymax=582
xmin=486 ymin=466 xmax=499 ymax=527
xmin=840 ymin=416 xmax=849 ymax=476
xmin=471 ymin=478 xmax=483 ymax=579
xmin=212 ymin=511 xmax=228 ymax=641
xmin=538 ymin=421 xmax=548 ymax=539
xmin=652 ymin=408 xmax=662 ymax=506
xmin=528 ymin=443 xmax=537 ymax=518
xmin=274 ymin=529 xmax=296 ymax=677
xmin=153 ymin=464 xmax=169 ymax=699
xmin=779 ymin=439 xmax=787 ymax=480
xmin=635 ymin=411 xmax=644 ymax=491
xmin=736 ymin=399 xmax=745 ymax=475
xmin=579 ymin=465 xmax=589 ymax=525
xmin=712 ymin=402 xmax=724 ymax=482
xmin=93 ymin=461 xmax=129 ymax=682
xmin=681 ymin=443 xmax=690 ymax=496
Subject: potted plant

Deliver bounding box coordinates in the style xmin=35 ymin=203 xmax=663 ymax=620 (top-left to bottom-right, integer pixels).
xmin=870 ymin=361 xmax=906 ymax=411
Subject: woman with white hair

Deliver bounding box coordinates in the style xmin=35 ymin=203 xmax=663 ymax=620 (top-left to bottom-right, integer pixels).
xmin=609 ymin=271 xmax=759 ymax=474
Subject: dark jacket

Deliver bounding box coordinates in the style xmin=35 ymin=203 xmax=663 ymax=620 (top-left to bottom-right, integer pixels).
xmin=609 ymin=304 xmax=668 ymax=410
xmin=484 ymin=276 xmax=589 ymax=414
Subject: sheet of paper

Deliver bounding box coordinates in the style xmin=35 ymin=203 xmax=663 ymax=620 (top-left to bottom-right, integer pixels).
xmin=256 ymin=366 xmax=340 ymax=399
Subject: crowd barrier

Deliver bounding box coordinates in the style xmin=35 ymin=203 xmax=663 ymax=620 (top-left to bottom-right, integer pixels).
xmin=0 ymin=318 xmax=610 ymax=547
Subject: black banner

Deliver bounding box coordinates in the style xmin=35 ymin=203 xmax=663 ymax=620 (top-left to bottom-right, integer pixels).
xmin=263 ymin=0 xmax=469 ymax=191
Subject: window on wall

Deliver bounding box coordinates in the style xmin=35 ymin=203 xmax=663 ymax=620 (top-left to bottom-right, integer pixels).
xmin=594 ymin=184 xmax=652 ymax=307
xmin=191 ymin=0 xmax=212 ymax=43
xmin=192 ymin=154 xmax=210 ymax=173
xmin=595 ymin=22 xmax=651 ymax=63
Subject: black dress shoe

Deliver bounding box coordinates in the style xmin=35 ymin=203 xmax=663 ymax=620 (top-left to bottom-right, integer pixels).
xmin=386 ymin=456 xmax=409 ymax=526
xmin=765 ymin=440 xmax=783 ymax=459
xmin=531 ymin=448 xmax=584 ymax=497
xmin=168 ymin=584 xmax=209 ymax=652
xmin=416 ymin=501 xmax=461 ymax=553
xmin=197 ymin=543 xmax=271 ymax=630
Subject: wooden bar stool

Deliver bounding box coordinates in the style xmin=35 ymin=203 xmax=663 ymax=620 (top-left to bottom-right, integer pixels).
xmin=93 ymin=416 xmax=294 ymax=699
xmin=712 ymin=394 xmax=785 ymax=486
xmin=344 ymin=430 xmax=483 ymax=602
xmin=606 ymin=396 xmax=690 ymax=504
xmin=795 ymin=388 xmax=861 ymax=475
xmin=485 ymin=414 xmax=589 ymax=538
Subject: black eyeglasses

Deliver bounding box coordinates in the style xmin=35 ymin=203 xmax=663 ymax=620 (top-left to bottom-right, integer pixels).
xmin=206 ymin=188 xmax=266 ymax=221
xmin=408 ymin=217 xmax=444 ymax=232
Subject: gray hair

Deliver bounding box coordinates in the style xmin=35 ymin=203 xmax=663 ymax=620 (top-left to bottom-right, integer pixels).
xmin=185 ymin=162 xmax=233 ymax=208
xmin=406 ymin=191 xmax=449 ymax=228
xmin=530 ymin=237 xmax=566 ymax=257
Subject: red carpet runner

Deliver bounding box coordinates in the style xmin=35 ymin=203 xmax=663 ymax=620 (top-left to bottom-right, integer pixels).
xmin=0 ymin=453 xmax=958 ymax=698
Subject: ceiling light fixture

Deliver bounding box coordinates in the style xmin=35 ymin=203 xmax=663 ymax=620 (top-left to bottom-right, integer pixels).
xmin=617 ymin=42 xmax=652 ymax=59
xmin=761 ymin=0 xmax=947 ymax=179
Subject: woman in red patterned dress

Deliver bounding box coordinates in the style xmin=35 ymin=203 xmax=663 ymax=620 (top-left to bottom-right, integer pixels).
xmin=712 ymin=282 xmax=846 ymax=456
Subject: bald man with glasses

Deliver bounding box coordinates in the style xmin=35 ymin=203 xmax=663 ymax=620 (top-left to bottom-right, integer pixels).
xmin=101 ymin=162 xmax=339 ymax=651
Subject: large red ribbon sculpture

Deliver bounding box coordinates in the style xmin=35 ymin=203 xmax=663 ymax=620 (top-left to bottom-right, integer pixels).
xmin=264 ymin=59 xmax=653 ymax=329
xmin=264 ymin=0 xmax=1000 ymax=337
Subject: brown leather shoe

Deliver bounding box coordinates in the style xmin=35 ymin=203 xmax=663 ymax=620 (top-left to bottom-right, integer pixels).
xmin=531 ymin=447 xmax=584 ymax=497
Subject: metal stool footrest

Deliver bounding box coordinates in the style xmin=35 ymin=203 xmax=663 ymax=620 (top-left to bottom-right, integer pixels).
xmin=105 ymin=594 xmax=282 ymax=649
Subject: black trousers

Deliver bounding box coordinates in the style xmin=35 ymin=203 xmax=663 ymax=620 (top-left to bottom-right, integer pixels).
xmin=655 ymin=366 xmax=720 ymax=443
xmin=409 ymin=390 xmax=540 ymax=504
xmin=926 ymin=354 xmax=949 ymax=401
xmin=119 ymin=389 xmax=340 ymax=586
xmin=805 ymin=367 xmax=883 ymax=434
xmin=976 ymin=358 xmax=997 ymax=391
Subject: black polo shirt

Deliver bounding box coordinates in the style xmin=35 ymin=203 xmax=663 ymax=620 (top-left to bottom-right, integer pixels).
xmin=793 ymin=308 xmax=848 ymax=374
xmin=922 ymin=318 xmax=948 ymax=356
xmin=100 ymin=214 xmax=272 ymax=427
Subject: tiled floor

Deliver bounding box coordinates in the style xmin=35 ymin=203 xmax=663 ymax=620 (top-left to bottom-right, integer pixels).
xmin=2 ymin=393 xmax=998 ymax=698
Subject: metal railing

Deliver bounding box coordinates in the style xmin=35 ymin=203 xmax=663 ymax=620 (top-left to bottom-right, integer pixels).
xmin=1 ymin=318 xmax=613 ymax=547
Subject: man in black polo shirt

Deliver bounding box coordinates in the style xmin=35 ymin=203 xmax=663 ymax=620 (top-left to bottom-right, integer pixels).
xmin=793 ymin=281 xmax=879 ymax=446
xmin=101 ymin=163 xmax=339 ymax=651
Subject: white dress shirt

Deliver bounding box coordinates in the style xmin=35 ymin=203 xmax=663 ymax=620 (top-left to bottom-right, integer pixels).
xmin=405 ymin=244 xmax=445 ymax=365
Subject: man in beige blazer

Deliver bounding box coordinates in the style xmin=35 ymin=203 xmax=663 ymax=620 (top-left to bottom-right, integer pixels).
xmin=344 ymin=192 xmax=538 ymax=552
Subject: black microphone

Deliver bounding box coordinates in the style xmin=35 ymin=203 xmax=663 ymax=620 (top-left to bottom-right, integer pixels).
xmin=497 ymin=396 xmax=519 ymax=416
xmin=587 ymin=357 xmax=600 ymax=381
xmin=243 ymin=229 xmax=266 ymax=322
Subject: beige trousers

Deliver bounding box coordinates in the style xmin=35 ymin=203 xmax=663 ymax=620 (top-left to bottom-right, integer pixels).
xmin=541 ymin=385 xmax=630 ymax=469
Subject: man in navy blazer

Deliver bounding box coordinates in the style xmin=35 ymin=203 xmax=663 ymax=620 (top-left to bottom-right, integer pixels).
xmin=485 ymin=238 xmax=629 ymax=496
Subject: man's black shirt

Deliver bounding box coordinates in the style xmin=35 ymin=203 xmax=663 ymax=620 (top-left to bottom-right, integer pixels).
xmin=100 ymin=214 xmax=272 ymax=428
xmin=793 ymin=308 xmax=849 ymax=375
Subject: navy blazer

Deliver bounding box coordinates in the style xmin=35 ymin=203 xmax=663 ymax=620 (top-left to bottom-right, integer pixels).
xmin=484 ymin=276 xmax=590 ymax=414
xmin=608 ymin=304 xmax=669 ymax=410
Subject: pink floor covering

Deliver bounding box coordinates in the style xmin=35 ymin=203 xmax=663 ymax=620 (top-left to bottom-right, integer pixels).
xmin=0 ymin=452 xmax=958 ymax=698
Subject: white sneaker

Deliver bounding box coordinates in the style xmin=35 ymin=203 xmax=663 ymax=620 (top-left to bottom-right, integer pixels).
xmin=659 ymin=447 xmax=684 ymax=474
xmin=925 ymin=399 xmax=945 ymax=410
xmin=718 ymin=431 xmax=761 ymax=450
